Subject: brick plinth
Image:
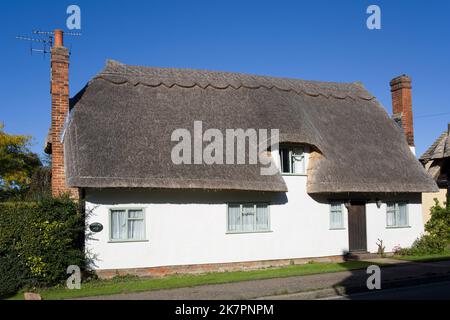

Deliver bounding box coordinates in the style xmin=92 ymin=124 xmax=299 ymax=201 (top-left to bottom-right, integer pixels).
xmin=95 ymin=255 xmax=346 ymax=279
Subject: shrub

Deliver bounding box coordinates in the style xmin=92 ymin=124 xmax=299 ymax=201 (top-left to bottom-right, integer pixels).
xmin=397 ymin=199 xmax=450 ymax=257
xmin=0 ymin=252 xmax=27 ymax=299
xmin=0 ymin=197 xmax=85 ymax=296
xmin=397 ymin=234 xmax=447 ymax=256
xmin=425 ymin=199 xmax=450 ymax=242
xmin=392 ymin=245 xmax=403 ymax=255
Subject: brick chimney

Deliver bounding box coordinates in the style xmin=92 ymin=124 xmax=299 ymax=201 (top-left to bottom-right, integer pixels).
xmin=50 ymin=29 xmax=78 ymax=198
xmin=390 ymin=75 xmax=414 ymax=147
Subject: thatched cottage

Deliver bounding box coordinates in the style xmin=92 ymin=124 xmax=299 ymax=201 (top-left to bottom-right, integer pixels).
xmin=45 ymin=30 xmax=437 ymax=277
xmin=420 ymin=124 xmax=450 ymax=222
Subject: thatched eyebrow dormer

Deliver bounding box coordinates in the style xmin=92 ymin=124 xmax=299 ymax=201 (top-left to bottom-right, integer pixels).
xmin=63 ymin=60 xmax=438 ymax=194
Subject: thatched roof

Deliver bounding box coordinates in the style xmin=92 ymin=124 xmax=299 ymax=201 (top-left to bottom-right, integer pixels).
xmin=62 ymin=60 xmax=437 ymax=193
xmin=420 ymin=125 xmax=450 ymax=162
xmin=419 ymin=125 xmax=449 ymax=186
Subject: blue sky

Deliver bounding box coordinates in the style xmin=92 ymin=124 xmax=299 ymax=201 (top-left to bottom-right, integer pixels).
xmin=1 ymin=0 xmax=449 ymax=158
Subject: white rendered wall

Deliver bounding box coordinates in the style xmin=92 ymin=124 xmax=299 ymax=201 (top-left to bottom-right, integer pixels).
xmin=85 ymin=146 xmax=424 ymax=270
xmin=366 ymin=199 xmax=424 ymax=253
xmin=85 ymin=176 xmax=350 ymax=270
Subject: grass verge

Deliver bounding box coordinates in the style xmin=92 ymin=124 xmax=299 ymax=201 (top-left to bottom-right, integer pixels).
xmin=9 ymin=260 xmax=375 ymax=300
xmin=392 ymin=249 xmax=450 ymax=263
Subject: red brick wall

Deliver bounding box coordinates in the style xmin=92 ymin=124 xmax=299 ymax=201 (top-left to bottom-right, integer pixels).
xmin=390 ymin=75 xmax=414 ymax=146
xmin=50 ymin=45 xmax=78 ymax=198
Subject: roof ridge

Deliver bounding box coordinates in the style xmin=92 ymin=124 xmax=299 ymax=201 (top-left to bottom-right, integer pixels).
xmin=95 ymin=60 xmax=375 ymax=101
xmin=102 ymin=60 xmax=356 ymax=85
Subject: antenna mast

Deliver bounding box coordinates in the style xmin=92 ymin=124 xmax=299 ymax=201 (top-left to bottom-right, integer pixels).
xmin=16 ymin=29 xmax=82 ymax=57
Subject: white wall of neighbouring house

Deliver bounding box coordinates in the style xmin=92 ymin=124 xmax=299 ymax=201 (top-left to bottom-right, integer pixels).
xmin=84 ymin=181 xmax=424 ymax=271
xmin=422 ymin=188 xmax=447 ymax=224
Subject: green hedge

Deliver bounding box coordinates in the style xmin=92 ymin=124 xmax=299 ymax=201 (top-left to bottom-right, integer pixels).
xmin=0 ymin=197 xmax=85 ymax=298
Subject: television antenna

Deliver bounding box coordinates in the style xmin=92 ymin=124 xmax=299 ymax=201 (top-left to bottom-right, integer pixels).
xmin=16 ymin=30 xmax=82 ymax=58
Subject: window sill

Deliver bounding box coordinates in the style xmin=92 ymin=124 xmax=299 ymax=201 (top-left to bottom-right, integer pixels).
xmin=329 ymin=227 xmax=346 ymax=230
xmin=226 ymin=230 xmax=273 ymax=235
xmin=281 ymin=173 xmax=307 ymax=177
xmin=108 ymin=240 xmax=149 ymax=243
xmin=386 ymin=226 xmax=411 ymax=229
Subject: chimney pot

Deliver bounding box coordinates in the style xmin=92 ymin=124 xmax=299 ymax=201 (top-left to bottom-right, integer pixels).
xmin=53 ymin=29 xmax=64 ymax=47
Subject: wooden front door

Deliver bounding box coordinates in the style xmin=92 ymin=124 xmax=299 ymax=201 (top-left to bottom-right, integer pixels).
xmin=348 ymin=202 xmax=367 ymax=252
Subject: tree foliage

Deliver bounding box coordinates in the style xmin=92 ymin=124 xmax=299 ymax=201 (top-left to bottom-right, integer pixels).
xmin=0 ymin=122 xmax=42 ymax=198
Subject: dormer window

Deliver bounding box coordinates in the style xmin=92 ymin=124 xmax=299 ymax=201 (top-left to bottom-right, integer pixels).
xmin=279 ymin=146 xmax=305 ymax=174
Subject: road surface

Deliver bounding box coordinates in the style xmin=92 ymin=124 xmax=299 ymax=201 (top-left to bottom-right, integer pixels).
xmin=323 ymin=280 xmax=450 ymax=300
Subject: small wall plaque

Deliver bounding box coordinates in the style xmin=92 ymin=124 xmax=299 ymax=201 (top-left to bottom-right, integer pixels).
xmin=89 ymin=222 xmax=103 ymax=233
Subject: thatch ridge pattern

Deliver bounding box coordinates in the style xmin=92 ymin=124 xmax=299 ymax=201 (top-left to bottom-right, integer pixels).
xmin=94 ymin=60 xmax=375 ymax=101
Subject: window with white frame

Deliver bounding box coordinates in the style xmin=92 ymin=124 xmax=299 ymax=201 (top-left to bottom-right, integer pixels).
xmin=110 ymin=209 xmax=145 ymax=241
xmin=279 ymin=146 xmax=305 ymax=174
xmin=386 ymin=202 xmax=409 ymax=227
xmin=227 ymin=204 xmax=270 ymax=233
xmin=330 ymin=202 xmax=345 ymax=229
